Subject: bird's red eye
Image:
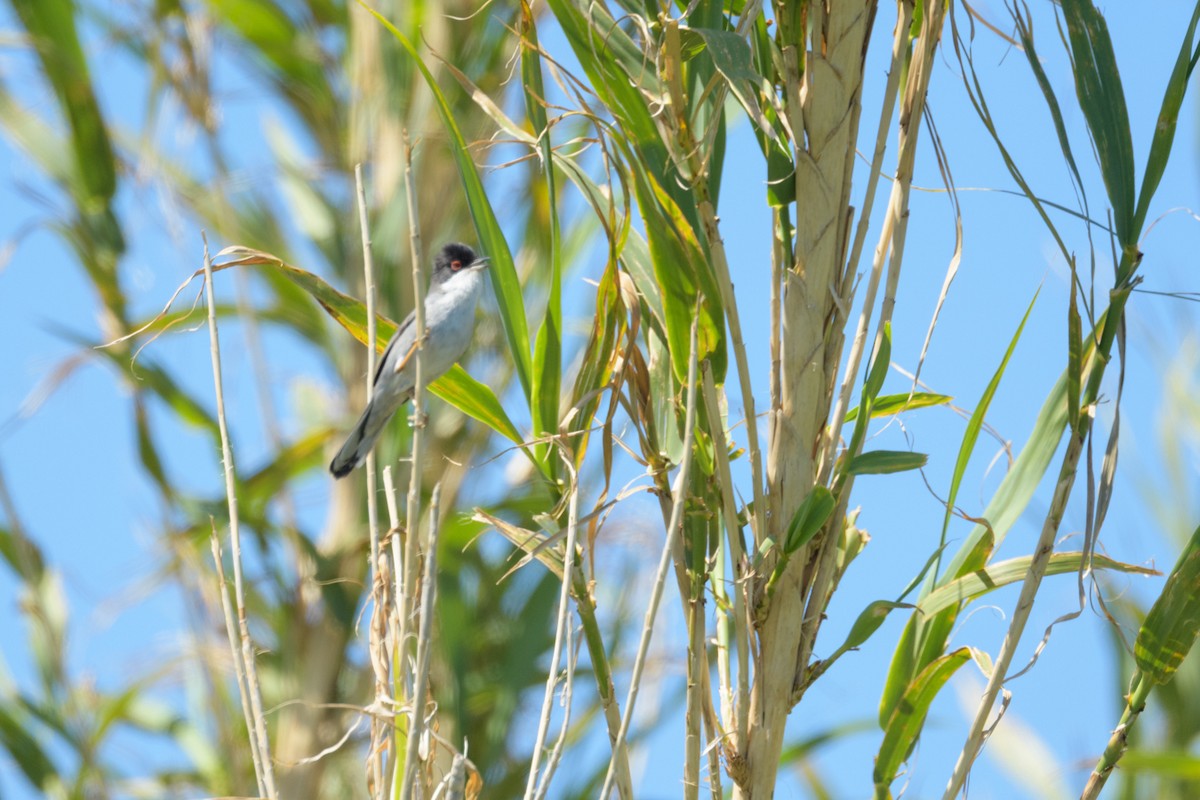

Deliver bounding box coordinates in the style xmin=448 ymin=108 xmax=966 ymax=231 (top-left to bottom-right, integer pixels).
xmin=451 ymin=260 xmax=463 ymax=271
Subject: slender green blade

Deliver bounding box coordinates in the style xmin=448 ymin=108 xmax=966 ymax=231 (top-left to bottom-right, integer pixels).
xmin=361 ymin=3 xmax=533 ymax=401
xmin=842 ymin=392 xmax=952 ymax=423
xmin=783 ymin=486 xmax=835 ymax=553
xmin=919 ymin=552 xmax=1157 ymax=617
xmin=11 ymin=0 xmax=115 ymax=203
xmin=843 ymin=450 xmax=928 ymax=476
xmin=874 ymin=648 xmax=973 ymax=792
xmin=520 ymin=4 xmax=562 ymax=452
xmin=1132 ymin=4 xmax=1200 ymax=234
xmin=829 ymin=600 xmax=913 ymax=661
xmin=1061 ymin=0 xmax=1136 ymax=248
xmin=846 ymin=324 xmax=892 ymax=463
xmin=936 ymin=290 xmax=1038 ymax=574
xmin=0 ymin=704 xmax=56 ymax=789
xmin=627 ymin=157 xmax=727 ymax=383
xmin=1119 ymin=750 xmax=1200 ymax=779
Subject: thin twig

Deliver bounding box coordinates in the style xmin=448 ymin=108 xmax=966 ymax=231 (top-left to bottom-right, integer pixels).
xmin=383 ymin=465 xmax=407 ymax=800
xmin=398 ymin=131 xmax=430 ymax=800
xmin=700 ymin=365 xmax=751 ymax=755
xmin=401 ymin=483 xmax=443 ymax=800
xmin=356 ymin=161 xmax=389 ymax=800
xmin=600 ymin=315 xmax=700 ymax=799
xmin=942 ymin=430 xmax=1087 ymax=799
xmin=684 ymin=561 xmax=704 ymax=800
xmin=532 ymin=627 xmax=580 ymax=800
xmin=525 ymin=457 xmax=581 ymax=799
xmin=202 ymin=234 xmax=278 ymax=799
xmin=208 ymin=525 xmax=267 ymax=800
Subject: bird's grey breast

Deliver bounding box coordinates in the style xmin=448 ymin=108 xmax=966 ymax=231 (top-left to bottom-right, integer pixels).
xmin=421 ymin=268 xmax=483 ymax=376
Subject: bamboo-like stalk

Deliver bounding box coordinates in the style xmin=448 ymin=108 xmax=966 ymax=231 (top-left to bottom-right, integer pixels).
xmin=748 ymin=2 xmax=876 ymax=793
xmin=600 ymin=316 xmax=699 ymax=800
xmin=1081 ymin=671 xmax=1151 ymax=799
xmin=699 ymin=366 xmax=751 ymax=750
xmin=797 ymin=1 xmax=945 ymax=696
xmin=820 ymin=1 xmax=914 ymax=483
xmin=572 ymin=565 xmax=634 ymax=800
xmin=400 ymin=483 xmax=442 ymax=800
xmin=532 ymin=621 xmax=577 ymax=800
xmin=201 ymin=235 xmax=278 ymax=799
xmin=208 ymin=528 xmax=267 ymax=800
xmin=684 ymin=566 xmax=704 ymax=800
xmin=525 ymin=458 xmax=582 ymax=800
xmin=383 ymin=464 xmax=406 ymax=789
xmin=355 ymin=161 xmax=389 ymax=800
xmin=397 ymin=131 xmax=429 ymax=800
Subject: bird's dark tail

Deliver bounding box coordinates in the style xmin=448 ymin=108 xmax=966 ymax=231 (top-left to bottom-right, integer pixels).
xmin=329 ymin=396 xmax=400 ymax=478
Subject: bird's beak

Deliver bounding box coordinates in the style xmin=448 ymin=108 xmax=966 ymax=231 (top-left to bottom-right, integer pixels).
xmin=469 ymin=256 xmax=490 ymax=271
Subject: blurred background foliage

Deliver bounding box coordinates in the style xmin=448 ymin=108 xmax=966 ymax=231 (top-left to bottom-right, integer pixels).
xmin=0 ymin=0 xmax=589 ymax=796
xmin=1 ymin=0 xmax=1200 ymax=798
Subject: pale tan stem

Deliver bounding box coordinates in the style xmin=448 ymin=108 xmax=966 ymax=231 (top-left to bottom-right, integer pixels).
xmin=202 ymin=235 xmax=278 ymax=799
xmin=397 ymin=131 xmax=429 ymax=799
xmin=526 ymin=459 xmax=581 ymax=799
xmin=400 ymin=483 xmax=442 ymax=800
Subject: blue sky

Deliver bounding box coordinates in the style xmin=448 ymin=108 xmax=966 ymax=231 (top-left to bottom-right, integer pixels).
xmin=2 ymin=2 xmax=1200 ymax=798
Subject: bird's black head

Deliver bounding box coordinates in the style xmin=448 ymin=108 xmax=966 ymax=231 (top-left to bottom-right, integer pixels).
xmin=431 ymin=243 xmax=485 ymax=286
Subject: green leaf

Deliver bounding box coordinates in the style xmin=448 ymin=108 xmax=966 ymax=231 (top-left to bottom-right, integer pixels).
xmin=843 ymin=450 xmax=927 ymax=476
xmin=842 ymin=392 xmax=952 ymax=423
xmin=430 ymin=365 xmax=525 ymax=448
xmin=783 ymin=486 xmax=835 ymax=553
xmin=1135 ymin=522 xmax=1200 ymax=683
xmin=361 ymin=3 xmax=534 ymax=401
xmin=919 ymin=552 xmax=1157 ymax=617
xmin=1067 ymin=272 xmax=1082 ymax=430
xmin=239 ymin=430 xmax=330 ymax=516
xmin=936 ymin=290 xmax=1038 ymax=575
xmin=215 ymin=246 xmax=383 ymax=347
xmin=474 ymin=508 xmax=564 ymax=579
xmin=0 ymin=525 xmax=45 ymax=583
xmin=0 ymin=704 xmax=57 ymax=789
xmin=874 ymin=648 xmax=973 ymax=792
xmin=566 ymin=263 xmax=625 ymax=468
xmin=1061 ymin=0 xmax=1136 ymax=248
xmin=628 ymin=157 xmax=727 ymax=384
xmin=520 ymin=5 xmax=562 ymax=454
xmin=824 ymin=600 xmax=913 ymax=667
xmin=1132 ymin=4 xmax=1200 ymax=236
xmin=1013 ymin=6 xmax=1089 ymax=228
xmin=11 ymin=0 xmax=116 ymax=203
xmin=863 ymin=324 xmax=891 ymax=402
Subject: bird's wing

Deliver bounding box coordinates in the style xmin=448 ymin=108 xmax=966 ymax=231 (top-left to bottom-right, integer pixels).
xmin=372 ymin=306 xmax=418 ymax=387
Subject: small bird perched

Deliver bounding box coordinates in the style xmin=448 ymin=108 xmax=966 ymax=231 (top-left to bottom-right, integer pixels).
xmin=330 ymin=242 xmax=488 ymax=478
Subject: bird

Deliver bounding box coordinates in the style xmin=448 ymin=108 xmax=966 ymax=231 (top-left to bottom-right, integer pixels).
xmin=330 ymin=242 xmax=488 ymax=478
